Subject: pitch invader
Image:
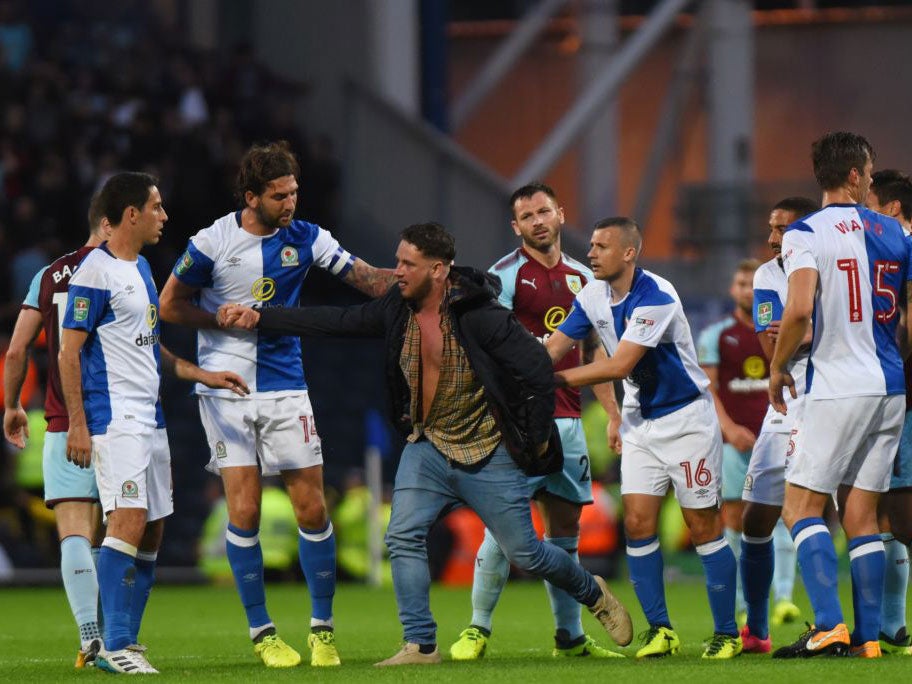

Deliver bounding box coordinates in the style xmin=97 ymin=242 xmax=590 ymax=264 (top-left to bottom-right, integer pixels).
xmin=159 ymin=141 xmax=394 ymax=668
xmin=3 ymin=193 xmax=112 ymax=668
xmin=697 ymin=258 xmax=767 ymax=623
xmin=738 ymin=197 xmax=820 ymax=653
xmin=770 ymin=132 xmax=912 ymax=659
xmin=547 ymin=217 xmax=741 ymax=660
xmin=59 ymin=172 xmax=248 ymax=674
xmin=450 ymin=183 xmax=627 ymax=660
xmin=865 ymin=169 xmax=912 ymax=655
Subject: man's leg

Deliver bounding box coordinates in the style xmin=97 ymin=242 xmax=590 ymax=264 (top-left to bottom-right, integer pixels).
xmin=771 ymin=518 xmax=800 ymax=617
xmin=537 ymin=494 xmax=586 ymax=648
xmin=840 ymin=485 xmax=886 ymax=649
xmin=380 ymin=441 xmax=456 ymax=663
xmin=721 ymin=445 xmax=749 ymax=617
xmin=682 ymin=505 xmax=739 ymax=639
xmin=129 ymin=519 xmax=164 ymax=646
xmin=457 ymin=450 xmax=630 ymax=647
xmin=881 ymin=489 xmax=912 ymax=650
xmin=282 ymin=465 xmax=340 ymax=666
xmin=56 ymin=502 xmax=103 ymax=655
xmin=467 ymin=528 xmax=510 ymax=635
xmin=740 ymin=501 xmax=781 ymax=642
xmin=97 ymin=508 xmax=148 ymax=653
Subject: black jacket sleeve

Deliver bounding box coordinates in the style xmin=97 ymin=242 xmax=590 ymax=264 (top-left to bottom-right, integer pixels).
xmin=257 ymin=292 xmax=389 ymax=339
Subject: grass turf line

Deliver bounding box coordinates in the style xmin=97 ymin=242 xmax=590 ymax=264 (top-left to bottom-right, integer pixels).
xmin=0 ymin=579 xmax=902 ymax=682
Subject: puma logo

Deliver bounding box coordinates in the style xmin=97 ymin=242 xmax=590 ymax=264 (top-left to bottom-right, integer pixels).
xmin=521 ymin=278 xmax=537 ymax=289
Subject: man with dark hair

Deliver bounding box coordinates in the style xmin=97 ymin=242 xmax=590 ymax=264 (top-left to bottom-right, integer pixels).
xmin=451 ymin=182 xmax=624 ymax=660
xmin=219 ymin=222 xmax=633 ymax=667
xmin=59 ymin=172 xmax=248 ymax=674
xmin=770 ymin=132 xmax=912 ymax=658
xmin=738 ymin=196 xmax=820 ymax=654
xmin=3 ymin=192 xmax=112 ymax=668
xmin=546 ymin=217 xmax=740 ymax=660
xmin=159 ymin=140 xmax=394 ymax=668
xmin=866 ymin=170 xmax=912 ymax=655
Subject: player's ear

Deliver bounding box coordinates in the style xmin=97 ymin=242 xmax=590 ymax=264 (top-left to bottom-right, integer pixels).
xmin=245 ymin=190 xmax=259 ymax=209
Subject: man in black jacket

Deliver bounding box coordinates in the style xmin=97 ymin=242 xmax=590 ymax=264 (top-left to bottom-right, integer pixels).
xmin=219 ymin=222 xmax=632 ymax=666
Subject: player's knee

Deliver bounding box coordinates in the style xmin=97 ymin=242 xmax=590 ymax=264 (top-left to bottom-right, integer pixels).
xmin=624 ymin=511 xmax=657 ymax=539
xmin=293 ymin=499 xmax=327 ymax=529
xmin=228 ymin=500 xmax=261 ymax=529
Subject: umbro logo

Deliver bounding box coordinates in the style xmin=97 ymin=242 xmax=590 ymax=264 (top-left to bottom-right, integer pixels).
xmin=124 ymin=285 xmax=135 ymax=294
xmin=226 ymin=257 xmax=242 ymax=267
xmin=521 ymin=278 xmax=537 ymax=289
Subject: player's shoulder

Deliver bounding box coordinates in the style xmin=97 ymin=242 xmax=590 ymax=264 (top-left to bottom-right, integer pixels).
xmin=631 ymin=268 xmax=678 ymax=306
xmin=559 ymin=251 xmax=593 ymax=279
xmin=191 ymin=211 xmax=240 ymax=247
xmin=281 ymin=218 xmax=323 ymax=245
xmin=753 ymin=258 xmax=784 ymax=287
xmin=489 ymin=248 xmax=526 ymax=275
xmin=699 ymin=316 xmax=735 ymax=342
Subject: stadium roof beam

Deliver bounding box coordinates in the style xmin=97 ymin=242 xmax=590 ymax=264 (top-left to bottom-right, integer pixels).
xmin=511 ymin=0 xmax=695 ymax=189
xmin=450 ymin=0 xmax=570 ymax=132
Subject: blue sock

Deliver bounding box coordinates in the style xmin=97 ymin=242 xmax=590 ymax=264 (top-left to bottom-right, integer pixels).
xmin=849 ymin=534 xmax=886 ymax=645
xmin=627 ymin=536 xmax=671 ymax=628
xmin=98 ymin=539 xmax=138 ymax=651
xmin=772 ymin=519 xmax=798 ymax=602
xmin=130 ymin=551 xmax=157 ymax=643
xmin=792 ymin=517 xmax=843 ymax=630
xmin=740 ymin=533 xmax=774 ymax=638
xmin=470 ymin=528 xmax=509 ymax=632
xmin=724 ymin=527 xmax=745 ymax=614
xmin=91 ymin=546 xmax=103 ymax=633
xmin=60 ymin=536 xmax=101 ymax=643
xmin=298 ymin=521 xmax=336 ymax=624
xmin=880 ymin=533 xmax=909 ymax=640
xmin=696 ymin=536 xmax=738 ymax=636
xmin=226 ymin=524 xmax=272 ymax=633
xmin=544 ymin=536 xmax=584 ymax=640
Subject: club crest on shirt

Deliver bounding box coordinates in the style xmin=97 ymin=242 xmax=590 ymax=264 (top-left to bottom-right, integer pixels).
xmin=251 ymin=277 xmax=276 ymax=302
xmin=122 ymin=480 xmax=139 ymax=498
xmin=176 ymin=251 xmax=194 ymax=275
xmin=565 ymin=274 xmax=582 ymax=294
xmin=73 ymin=296 xmax=89 ymax=321
xmin=280 ymin=245 xmax=299 ymax=267
xmin=215 ymin=441 xmax=227 ymax=459
xmin=757 ymin=301 xmax=773 ymax=326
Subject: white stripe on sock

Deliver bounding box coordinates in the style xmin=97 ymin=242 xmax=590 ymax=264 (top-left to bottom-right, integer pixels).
xmin=102 ymin=537 xmax=138 ymax=557
xmin=299 ymin=521 xmax=333 ymax=542
xmin=695 ymin=537 xmax=729 ymax=556
xmin=793 ymin=524 xmax=829 ymax=549
xmin=136 ymin=550 xmax=158 ymax=562
xmin=626 ymin=539 xmax=660 ymax=557
xmin=848 ymin=540 xmax=885 ymax=561
xmin=742 ymin=533 xmax=774 ymax=545
xmin=226 ymin=529 xmax=259 ymax=547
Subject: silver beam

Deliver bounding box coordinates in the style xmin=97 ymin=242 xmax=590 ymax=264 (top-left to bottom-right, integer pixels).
xmin=511 ymin=0 xmax=694 ymax=187
xmin=451 ymin=0 xmax=569 ymax=131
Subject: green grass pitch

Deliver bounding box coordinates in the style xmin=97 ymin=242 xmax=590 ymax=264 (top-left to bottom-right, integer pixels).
xmin=0 ymin=577 xmax=904 ymax=682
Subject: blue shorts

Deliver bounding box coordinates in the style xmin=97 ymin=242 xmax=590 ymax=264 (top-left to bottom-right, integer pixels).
xmin=43 ymin=431 xmax=99 ymax=508
xmin=722 ymin=443 xmax=751 ymax=501
xmin=892 ymin=410 xmax=912 ymax=490
xmin=528 ymin=418 xmax=594 ymax=505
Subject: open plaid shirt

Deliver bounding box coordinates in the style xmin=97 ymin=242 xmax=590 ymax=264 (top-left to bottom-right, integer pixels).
xmin=400 ymin=306 xmax=500 ymax=465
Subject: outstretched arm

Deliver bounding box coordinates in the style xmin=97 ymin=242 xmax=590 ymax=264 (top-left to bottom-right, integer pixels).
xmin=159 ymin=275 xmax=221 ymax=329
xmin=342 ymin=259 xmax=396 ymax=298
xmin=160 ymin=345 xmax=249 ymax=396
xmin=555 ymin=340 xmax=648 ymax=388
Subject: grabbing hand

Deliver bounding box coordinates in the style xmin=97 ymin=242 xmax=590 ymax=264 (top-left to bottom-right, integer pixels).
xmin=217 ymin=303 xmax=260 ymax=330
xmin=199 ymin=370 xmax=250 ymax=396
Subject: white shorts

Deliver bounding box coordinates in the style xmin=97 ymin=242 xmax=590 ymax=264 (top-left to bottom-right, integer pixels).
xmin=743 ymin=430 xmax=791 ymax=506
xmin=788 ymin=394 xmax=905 ymax=494
xmin=619 ymin=395 xmax=722 ymax=509
xmin=198 ymin=393 xmax=323 ymax=477
xmin=92 ymin=422 xmax=173 ymax=522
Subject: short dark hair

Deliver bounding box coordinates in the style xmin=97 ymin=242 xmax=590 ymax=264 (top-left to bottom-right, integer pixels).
xmin=400 ymin=222 xmax=456 ymax=262
xmin=811 ymin=132 xmax=874 ymax=191
xmin=870 ymin=169 xmax=912 ymax=221
xmin=509 ymin=182 xmax=557 ymax=210
xmin=772 ymin=196 xmax=820 ymax=220
xmin=100 ymin=172 xmax=158 ymax=227
xmin=87 ymin=190 xmax=106 ymax=233
xmin=593 ymin=216 xmax=643 ymax=255
xmin=234 ymin=140 xmax=300 ymax=205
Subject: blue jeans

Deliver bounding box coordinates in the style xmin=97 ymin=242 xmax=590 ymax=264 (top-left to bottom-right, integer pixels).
xmin=385 ymin=440 xmax=601 ymax=643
